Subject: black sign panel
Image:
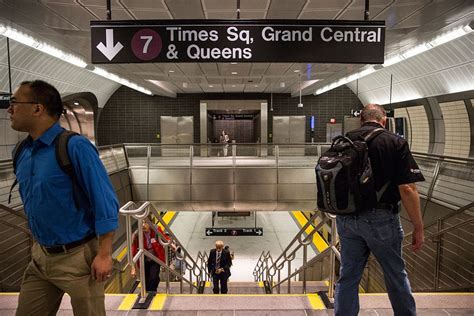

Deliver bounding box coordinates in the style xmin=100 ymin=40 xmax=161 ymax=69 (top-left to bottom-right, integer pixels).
xmin=205 ymin=227 xmax=263 ymax=236
xmin=91 ymin=20 xmax=385 ymax=64
xmin=0 ymin=93 xmax=11 ymax=109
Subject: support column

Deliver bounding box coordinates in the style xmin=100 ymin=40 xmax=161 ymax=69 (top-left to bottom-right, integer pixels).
xmin=261 ymin=102 xmax=268 ymax=156
xmin=200 ymin=102 xmax=207 ymax=157
xmin=424 ymin=97 xmax=445 ymax=155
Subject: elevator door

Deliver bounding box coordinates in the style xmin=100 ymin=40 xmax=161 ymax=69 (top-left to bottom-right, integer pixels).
xmin=161 ymin=116 xmax=193 ymax=144
xmin=273 ymin=116 xmax=305 ymax=155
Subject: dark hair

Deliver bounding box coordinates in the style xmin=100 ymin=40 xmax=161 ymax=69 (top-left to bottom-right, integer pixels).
xmin=360 ymin=104 xmax=386 ymax=123
xmin=20 ymin=80 xmax=63 ymax=118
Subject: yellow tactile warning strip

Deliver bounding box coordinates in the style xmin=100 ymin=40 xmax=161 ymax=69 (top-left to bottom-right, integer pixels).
xmin=117 ymin=294 xmax=138 ymax=310
xmin=258 ymin=281 xmax=264 ymax=287
xmin=149 ymin=294 xmax=167 ymax=310
xmin=292 ymin=211 xmax=329 ymax=252
xmin=307 ymin=293 xmax=325 ymax=309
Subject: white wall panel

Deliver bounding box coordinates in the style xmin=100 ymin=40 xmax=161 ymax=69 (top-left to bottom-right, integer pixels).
xmin=439 ymin=101 xmax=471 ymax=158
xmin=0 ymin=37 xmax=119 ymax=108
xmin=406 ymin=106 xmax=430 ymax=153
xmin=347 ymin=34 xmax=474 ymax=105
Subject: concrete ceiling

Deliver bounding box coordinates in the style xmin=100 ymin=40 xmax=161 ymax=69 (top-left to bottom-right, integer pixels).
xmin=0 ymin=0 xmax=472 ymax=97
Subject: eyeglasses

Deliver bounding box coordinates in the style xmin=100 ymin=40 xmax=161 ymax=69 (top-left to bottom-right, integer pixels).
xmin=9 ymin=100 xmax=39 ymax=107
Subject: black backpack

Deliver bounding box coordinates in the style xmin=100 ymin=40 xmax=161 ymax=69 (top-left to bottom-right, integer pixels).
xmin=315 ymin=128 xmax=389 ymax=215
xmin=8 ymin=130 xmax=89 ymax=210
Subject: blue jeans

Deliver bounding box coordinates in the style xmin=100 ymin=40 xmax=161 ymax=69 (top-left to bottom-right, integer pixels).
xmin=334 ymin=209 xmax=416 ymax=316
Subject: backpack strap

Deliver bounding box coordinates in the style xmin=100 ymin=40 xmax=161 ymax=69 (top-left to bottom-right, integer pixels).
xmin=8 ymin=138 xmax=29 ymax=204
xmin=55 ymin=130 xmax=89 ymax=210
xmin=363 ymin=127 xmax=386 ymax=143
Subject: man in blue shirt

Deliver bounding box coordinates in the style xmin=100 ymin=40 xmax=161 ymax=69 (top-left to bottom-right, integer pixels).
xmin=7 ymin=80 xmax=119 ymax=316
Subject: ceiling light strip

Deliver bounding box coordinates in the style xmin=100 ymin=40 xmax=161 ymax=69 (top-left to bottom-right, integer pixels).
xmin=315 ymin=24 xmax=473 ymax=95
xmin=0 ymin=23 xmax=152 ymax=96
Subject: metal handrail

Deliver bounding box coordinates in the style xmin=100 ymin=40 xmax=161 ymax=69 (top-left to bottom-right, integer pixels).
xmin=364 ymin=202 xmax=474 ymax=292
xmin=0 ymin=204 xmax=27 ymax=220
xmin=253 ymin=211 xmax=340 ymax=297
xmin=120 ymin=201 xmax=210 ymax=304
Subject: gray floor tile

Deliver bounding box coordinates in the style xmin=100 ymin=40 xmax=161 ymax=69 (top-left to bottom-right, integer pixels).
xmin=444 ymin=309 xmax=474 ymax=316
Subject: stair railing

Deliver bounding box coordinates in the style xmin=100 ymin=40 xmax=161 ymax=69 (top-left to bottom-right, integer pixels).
xmin=253 ymin=211 xmax=340 ymax=297
xmin=120 ymin=201 xmax=210 ymax=305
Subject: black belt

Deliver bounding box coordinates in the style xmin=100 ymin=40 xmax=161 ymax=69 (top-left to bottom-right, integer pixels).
xmin=376 ymin=203 xmax=395 ymax=211
xmin=43 ymin=234 xmax=96 ymax=254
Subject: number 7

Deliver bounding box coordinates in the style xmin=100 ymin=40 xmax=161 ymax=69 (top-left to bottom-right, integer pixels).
xmin=140 ymin=35 xmax=153 ymax=54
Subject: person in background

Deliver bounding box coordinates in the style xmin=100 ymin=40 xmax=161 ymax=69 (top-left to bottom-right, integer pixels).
xmin=219 ymin=130 xmax=230 ymax=156
xmin=208 ymin=240 xmax=232 ymax=294
xmin=131 ymin=216 xmax=169 ymax=293
xmin=9 ymin=80 xmax=119 ymax=316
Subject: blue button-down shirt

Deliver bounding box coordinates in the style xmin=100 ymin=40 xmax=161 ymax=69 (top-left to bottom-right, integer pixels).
xmin=15 ymin=123 xmax=119 ymax=247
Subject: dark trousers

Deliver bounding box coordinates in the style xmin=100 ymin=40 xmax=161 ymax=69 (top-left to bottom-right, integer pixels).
xmin=212 ymin=272 xmax=228 ymax=294
xmin=144 ymin=260 xmax=161 ymax=292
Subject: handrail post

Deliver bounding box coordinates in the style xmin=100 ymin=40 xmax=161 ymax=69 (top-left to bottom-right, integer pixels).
xmin=287 ymin=260 xmax=291 ymax=294
xmin=328 ymin=216 xmax=337 ymax=300
xmin=189 ymin=269 xmax=193 ymax=293
xmin=146 ymin=145 xmax=151 ymax=201
xmin=277 ymin=269 xmax=281 ymax=294
xmin=190 ymin=145 xmax=193 ymax=167
xmin=137 ymin=217 xmax=147 ymax=302
xmin=165 ymin=245 xmax=170 ymax=294
xmin=303 ymin=244 xmax=307 ymax=294
xmin=275 ymin=145 xmax=279 ymax=168
xmin=433 ymin=218 xmax=442 ymax=290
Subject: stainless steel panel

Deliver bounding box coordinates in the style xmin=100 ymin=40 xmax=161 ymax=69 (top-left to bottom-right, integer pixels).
xmin=278 ymin=168 xmax=316 ymax=184
xmin=109 ymin=173 xmax=122 ymax=189
xmin=235 ymin=184 xmax=277 ymax=201
xmin=177 ymin=116 xmax=193 ymax=144
xmin=129 ymin=168 xmax=148 ymax=184
xmin=192 ymin=169 xmax=233 ymax=184
xmin=273 ymin=116 xmax=290 ymax=143
xmin=192 ymin=202 xmax=234 ymax=212
xmin=161 ymin=116 xmax=178 ymax=144
xmin=260 ymin=102 xmax=268 ymax=146
xmin=192 ymin=185 xmax=234 ymax=201
xmin=326 ymin=123 xmax=342 ymax=142
xmin=151 ymin=202 xmax=195 ymax=212
xmin=235 ymin=168 xmax=276 ymax=184
xmin=344 ymin=117 xmax=361 ymax=134
xmin=278 ymin=184 xmax=317 ymax=200
xmin=289 ymin=116 xmax=306 ymax=143
xmin=234 ymin=202 xmax=277 ymax=212
xmin=149 ymin=185 xmax=190 ymax=201
xmin=148 ymin=169 xmax=190 ymax=184
xmin=274 ymin=201 xmax=316 ymax=212
xmin=131 ymin=184 xmax=147 ymax=200
xmin=120 ymin=170 xmax=131 ymax=186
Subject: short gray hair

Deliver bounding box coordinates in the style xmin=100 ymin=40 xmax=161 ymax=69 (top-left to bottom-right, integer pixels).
xmin=360 ymin=104 xmax=386 ymax=123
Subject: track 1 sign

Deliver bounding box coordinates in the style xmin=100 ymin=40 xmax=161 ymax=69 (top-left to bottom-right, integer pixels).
xmin=91 ymin=20 xmax=385 ymax=64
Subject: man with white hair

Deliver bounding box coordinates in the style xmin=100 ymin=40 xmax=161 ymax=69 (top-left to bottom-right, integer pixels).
xmin=207 ymin=240 xmax=232 ymax=294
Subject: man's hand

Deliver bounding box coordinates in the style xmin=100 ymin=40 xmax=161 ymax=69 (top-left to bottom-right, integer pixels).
xmin=91 ymin=253 xmax=113 ymax=282
xmin=412 ymin=227 xmax=424 ymax=252
xmin=131 ymin=266 xmax=137 ymax=278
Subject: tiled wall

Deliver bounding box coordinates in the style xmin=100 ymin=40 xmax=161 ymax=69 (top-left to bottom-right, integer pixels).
xmin=213 ymin=120 xmax=255 ymax=143
xmin=394 ymin=106 xmax=430 ymax=153
xmin=0 ymin=109 xmax=28 ymax=160
xmin=406 ymin=106 xmax=430 ymax=153
xmin=97 ymin=85 xmax=361 ymax=145
xmin=439 ymin=101 xmax=471 ymax=158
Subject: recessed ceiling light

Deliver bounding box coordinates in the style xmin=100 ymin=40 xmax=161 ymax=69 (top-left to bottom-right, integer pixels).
xmin=231 ymin=71 xmax=238 ymax=75
xmin=231 ymin=62 xmax=237 ymax=65
xmin=73 ymin=101 xmax=79 ymax=106
xmin=169 ymin=70 xmax=174 ymax=73
xmin=182 ymin=82 xmax=188 ymax=88
xmin=209 ymin=85 xmax=214 ymax=88
xmin=294 ymin=70 xmax=300 ymax=73
xmin=232 ymin=85 xmax=236 ymax=87
xmin=254 ymin=85 xmax=258 ymax=87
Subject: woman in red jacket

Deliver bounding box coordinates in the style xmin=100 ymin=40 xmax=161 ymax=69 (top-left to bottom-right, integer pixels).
xmin=130 ymin=216 xmax=169 ymax=292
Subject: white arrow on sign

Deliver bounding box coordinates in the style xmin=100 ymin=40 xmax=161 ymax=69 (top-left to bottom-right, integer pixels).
xmin=96 ymin=29 xmax=124 ymax=61
xmin=206 ymin=230 xmax=213 ymax=236
xmin=256 ymin=229 xmax=263 ymax=235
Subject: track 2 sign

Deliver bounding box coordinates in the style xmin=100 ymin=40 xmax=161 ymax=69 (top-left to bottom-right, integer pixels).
xmin=205 ymin=228 xmax=264 ymax=237
xmin=91 ymin=20 xmax=385 ymax=64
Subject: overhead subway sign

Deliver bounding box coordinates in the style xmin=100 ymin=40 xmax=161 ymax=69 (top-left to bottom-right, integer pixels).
xmin=91 ymin=20 xmax=385 ymax=64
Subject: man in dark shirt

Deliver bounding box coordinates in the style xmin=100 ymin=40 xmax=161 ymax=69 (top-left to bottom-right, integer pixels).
xmin=335 ymin=104 xmax=425 ymax=316
xmin=8 ymin=80 xmax=119 ymax=316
